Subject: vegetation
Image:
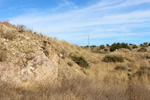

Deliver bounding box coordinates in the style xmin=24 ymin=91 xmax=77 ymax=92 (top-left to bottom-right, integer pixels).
xmin=104 ymin=48 xmax=108 ymax=52
xmin=132 ymin=45 xmax=138 ymax=49
xmin=114 ymin=65 xmax=126 ymax=71
xmin=102 ymin=55 xmax=124 ymax=62
xmin=137 ymin=48 xmax=147 ymax=52
xmin=1 ymin=22 xmax=150 ymax=100
xmin=99 ymin=44 xmax=105 ymax=49
xmin=3 ymin=30 xmax=16 ymax=40
xmin=110 ymin=42 xmax=131 ymax=52
xmin=71 ymin=55 xmax=89 ymax=68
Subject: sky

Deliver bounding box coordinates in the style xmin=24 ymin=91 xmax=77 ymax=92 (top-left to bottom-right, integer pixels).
xmin=0 ymin=0 xmax=150 ymax=46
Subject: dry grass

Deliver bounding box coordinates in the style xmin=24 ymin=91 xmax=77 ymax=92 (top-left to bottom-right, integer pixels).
xmin=0 ymin=77 xmax=150 ymax=100
xmin=3 ymin=30 xmax=16 ymax=40
xmin=1 ymin=22 xmax=150 ymax=100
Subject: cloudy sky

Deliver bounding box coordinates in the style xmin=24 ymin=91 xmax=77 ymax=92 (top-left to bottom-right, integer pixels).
xmin=0 ymin=0 xmax=150 ymax=46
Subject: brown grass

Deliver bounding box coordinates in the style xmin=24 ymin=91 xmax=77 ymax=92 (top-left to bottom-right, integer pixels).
xmin=3 ymin=30 xmax=16 ymax=40
xmin=0 ymin=77 xmax=150 ymax=100
xmin=1 ymin=22 xmax=150 ymax=100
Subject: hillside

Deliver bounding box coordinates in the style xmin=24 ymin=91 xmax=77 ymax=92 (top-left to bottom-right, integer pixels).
xmin=0 ymin=22 xmax=150 ymax=100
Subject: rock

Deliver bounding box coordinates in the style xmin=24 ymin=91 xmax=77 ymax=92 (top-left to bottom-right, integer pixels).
xmin=0 ymin=51 xmax=59 ymax=86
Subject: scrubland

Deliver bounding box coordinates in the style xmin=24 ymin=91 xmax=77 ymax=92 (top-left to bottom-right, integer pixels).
xmin=0 ymin=22 xmax=150 ymax=100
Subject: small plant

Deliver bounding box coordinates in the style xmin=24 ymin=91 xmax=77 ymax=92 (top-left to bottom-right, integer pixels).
xmin=71 ymin=55 xmax=89 ymax=68
xmin=114 ymin=65 xmax=126 ymax=71
xmin=103 ymin=55 xmax=124 ymax=63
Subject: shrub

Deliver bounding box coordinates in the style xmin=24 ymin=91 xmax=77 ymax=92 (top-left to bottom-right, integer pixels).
xmin=3 ymin=30 xmax=16 ymax=40
xmin=102 ymin=55 xmax=124 ymax=63
xmin=136 ymin=66 xmax=150 ymax=77
xmin=17 ymin=24 xmax=26 ymax=33
xmin=137 ymin=48 xmax=147 ymax=52
xmin=110 ymin=42 xmax=131 ymax=52
xmin=99 ymin=45 xmax=105 ymax=49
xmin=114 ymin=65 xmax=126 ymax=71
xmin=106 ymin=44 xmax=110 ymax=47
xmin=140 ymin=42 xmax=148 ymax=47
xmin=132 ymin=45 xmax=138 ymax=49
xmin=71 ymin=55 xmax=89 ymax=68
xmin=0 ymin=50 xmax=7 ymax=62
xmin=90 ymin=45 xmax=96 ymax=48
xmin=104 ymin=49 xmax=108 ymax=52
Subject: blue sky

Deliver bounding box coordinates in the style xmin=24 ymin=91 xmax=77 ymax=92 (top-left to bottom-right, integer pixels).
xmin=0 ymin=0 xmax=150 ymax=46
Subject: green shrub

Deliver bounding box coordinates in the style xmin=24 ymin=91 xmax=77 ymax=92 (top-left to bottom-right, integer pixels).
xmin=132 ymin=45 xmax=138 ymax=49
xmin=71 ymin=55 xmax=89 ymax=68
xmin=90 ymin=45 xmax=96 ymax=48
xmin=102 ymin=55 xmax=124 ymax=63
xmin=104 ymin=49 xmax=108 ymax=52
xmin=99 ymin=45 xmax=105 ymax=49
xmin=110 ymin=42 xmax=131 ymax=52
xmin=106 ymin=44 xmax=110 ymax=47
xmin=140 ymin=42 xmax=149 ymax=47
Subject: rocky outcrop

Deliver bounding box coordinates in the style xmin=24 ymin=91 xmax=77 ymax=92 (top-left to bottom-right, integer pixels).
xmin=0 ymin=51 xmax=59 ymax=85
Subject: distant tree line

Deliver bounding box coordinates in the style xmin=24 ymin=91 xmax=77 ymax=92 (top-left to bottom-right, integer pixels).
xmin=82 ymin=42 xmax=150 ymax=52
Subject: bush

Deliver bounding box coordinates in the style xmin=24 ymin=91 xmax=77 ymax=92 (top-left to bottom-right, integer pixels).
xmin=71 ymin=55 xmax=89 ymax=68
xmin=3 ymin=30 xmax=16 ymax=40
xmin=106 ymin=44 xmax=110 ymax=47
xmin=99 ymin=45 xmax=105 ymax=49
xmin=110 ymin=42 xmax=131 ymax=52
xmin=17 ymin=24 xmax=26 ymax=33
xmin=136 ymin=66 xmax=150 ymax=77
xmin=103 ymin=55 xmax=124 ymax=63
xmin=132 ymin=45 xmax=138 ymax=49
xmin=104 ymin=49 xmax=108 ymax=52
xmin=137 ymin=48 xmax=147 ymax=52
xmin=90 ymin=45 xmax=96 ymax=48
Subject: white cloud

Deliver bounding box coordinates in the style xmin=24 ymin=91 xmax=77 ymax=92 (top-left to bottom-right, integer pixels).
xmin=10 ymin=0 xmax=150 ymax=45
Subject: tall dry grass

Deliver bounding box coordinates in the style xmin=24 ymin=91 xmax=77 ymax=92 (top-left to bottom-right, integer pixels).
xmin=0 ymin=77 xmax=150 ymax=100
